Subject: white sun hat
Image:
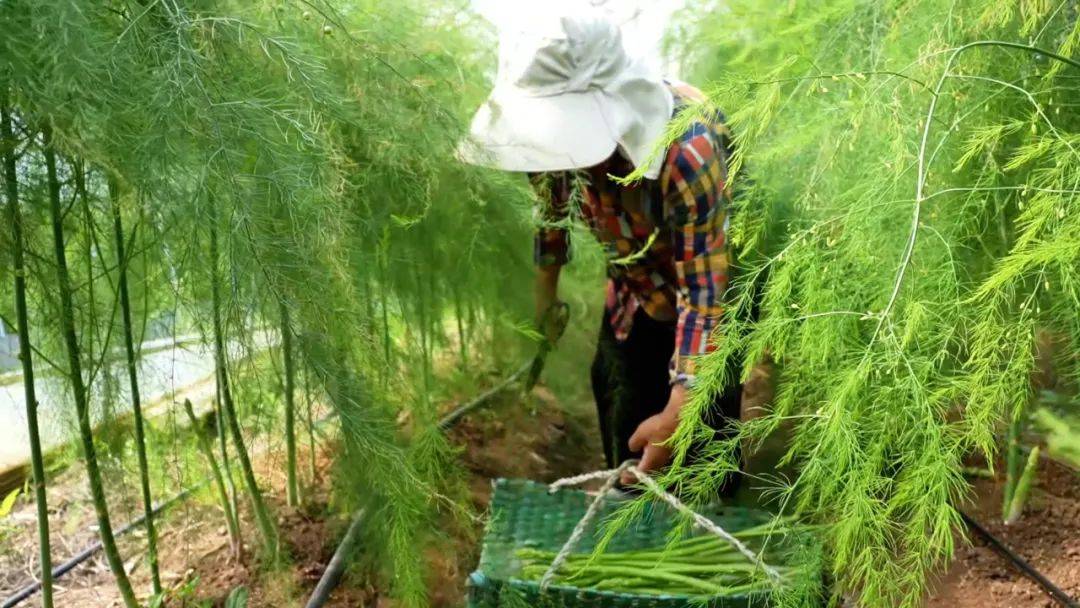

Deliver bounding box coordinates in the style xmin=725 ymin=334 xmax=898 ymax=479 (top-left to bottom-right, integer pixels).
xmin=458 ymin=9 xmax=674 ymax=179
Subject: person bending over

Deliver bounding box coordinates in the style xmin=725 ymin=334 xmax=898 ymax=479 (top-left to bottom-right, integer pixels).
xmin=460 ymin=11 xmax=742 ymax=489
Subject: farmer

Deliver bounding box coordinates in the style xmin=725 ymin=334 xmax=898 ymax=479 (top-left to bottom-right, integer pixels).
xmin=460 ymin=12 xmax=742 ymax=489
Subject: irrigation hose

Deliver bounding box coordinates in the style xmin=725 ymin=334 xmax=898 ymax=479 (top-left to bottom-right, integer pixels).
xmin=307 ymin=353 xmax=545 ymax=607
xmin=302 ymin=510 xmax=365 ymax=608
xmin=960 ymin=510 xmax=1079 ymax=608
xmin=436 ymin=360 xmax=531 ymax=430
xmin=308 ymin=306 xmax=569 ymax=608
xmin=5 ymin=310 xmax=567 ymax=608
xmin=438 ymin=302 xmax=569 ymax=431
xmin=1 ymin=484 xmax=203 ymax=608
xmin=1 ymin=413 xmax=338 ymax=608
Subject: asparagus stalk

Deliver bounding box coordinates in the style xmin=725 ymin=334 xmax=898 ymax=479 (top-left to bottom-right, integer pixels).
xmin=209 ymin=219 xmax=279 ymax=560
xmin=1002 ymin=410 xmax=1024 ymax=519
xmin=182 ymin=399 xmax=241 ymax=552
xmin=43 ymin=125 xmax=139 ymax=608
xmin=1004 ymin=445 xmax=1040 ymax=525
xmin=280 ymin=302 xmax=299 ymax=507
xmin=2 ymin=97 xmax=54 ymax=608
xmin=109 ymin=178 xmax=162 ymax=596
xmin=214 ymin=373 xmax=241 ymax=547
xmin=516 ymin=522 xmax=801 ymax=597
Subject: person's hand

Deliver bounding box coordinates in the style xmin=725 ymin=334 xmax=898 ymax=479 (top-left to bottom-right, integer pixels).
xmin=536 ymin=300 xmax=568 ymax=347
xmin=622 ymin=383 xmax=687 ymax=485
xmin=534 ymin=266 xmax=563 ymax=345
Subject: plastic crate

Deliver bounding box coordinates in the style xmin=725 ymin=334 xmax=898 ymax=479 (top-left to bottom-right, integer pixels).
xmin=467 ymin=478 xmax=775 ymax=608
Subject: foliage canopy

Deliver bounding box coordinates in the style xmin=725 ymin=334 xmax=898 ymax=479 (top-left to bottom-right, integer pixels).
xmin=1 ymin=0 xmax=547 ymax=603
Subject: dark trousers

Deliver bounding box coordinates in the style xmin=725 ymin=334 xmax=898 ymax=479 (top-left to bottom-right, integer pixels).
xmin=590 ymin=308 xmax=743 ymax=492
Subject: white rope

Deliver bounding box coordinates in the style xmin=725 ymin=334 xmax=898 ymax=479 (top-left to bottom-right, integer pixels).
xmin=624 ymin=464 xmax=782 ymax=581
xmin=540 ymin=461 xmax=782 ymax=591
xmin=547 ymin=467 xmax=624 ymax=492
xmin=539 ymin=461 xmax=631 ymax=590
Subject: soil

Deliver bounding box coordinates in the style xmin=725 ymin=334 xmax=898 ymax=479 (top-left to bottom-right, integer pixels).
xmin=0 ymin=381 xmax=603 ymax=608
xmin=0 ymin=427 xmax=348 ymax=607
xmin=927 ymin=456 xmax=1080 ymax=608
xmin=423 ymin=385 xmax=604 ymax=608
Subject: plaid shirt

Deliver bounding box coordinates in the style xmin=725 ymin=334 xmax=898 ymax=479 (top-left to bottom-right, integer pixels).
xmin=535 ymin=84 xmax=735 ymax=386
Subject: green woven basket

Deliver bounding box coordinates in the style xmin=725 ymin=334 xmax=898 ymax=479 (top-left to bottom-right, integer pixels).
xmin=467 ymin=478 xmax=775 ymax=608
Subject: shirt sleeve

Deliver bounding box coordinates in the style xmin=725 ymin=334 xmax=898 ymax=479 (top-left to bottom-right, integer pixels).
xmin=532 ymin=172 xmax=571 ymax=267
xmin=661 ymin=123 xmax=732 ymax=386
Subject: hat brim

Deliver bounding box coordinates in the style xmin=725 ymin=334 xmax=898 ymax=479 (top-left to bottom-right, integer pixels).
xmin=458 ymin=87 xmax=619 ymax=173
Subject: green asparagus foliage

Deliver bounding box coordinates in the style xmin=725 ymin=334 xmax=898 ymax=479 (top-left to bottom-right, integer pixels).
xmin=610 ymin=1 xmax=1080 ymax=606
xmin=0 ymin=1 xmax=549 ymax=602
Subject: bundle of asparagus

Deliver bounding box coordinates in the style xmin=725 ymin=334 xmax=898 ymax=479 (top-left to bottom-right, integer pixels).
xmin=515 ymin=520 xmax=804 ymax=597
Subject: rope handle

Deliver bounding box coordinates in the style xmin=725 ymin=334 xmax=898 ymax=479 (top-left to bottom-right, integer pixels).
xmin=539 ymin=461 xmax=781 ymax=591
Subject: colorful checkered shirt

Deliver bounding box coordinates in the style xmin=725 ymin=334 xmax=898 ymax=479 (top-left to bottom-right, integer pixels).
xmin=535 ymin=84 xmax=734 ymax=386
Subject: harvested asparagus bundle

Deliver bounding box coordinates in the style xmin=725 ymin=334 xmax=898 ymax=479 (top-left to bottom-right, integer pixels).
xmin=515 ymin=520 xmax=806 ymax=597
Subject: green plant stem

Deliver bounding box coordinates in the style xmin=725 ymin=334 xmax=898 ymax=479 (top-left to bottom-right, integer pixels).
xmin=2 ymin=98 xmax=54 ymax=608
xmin=1003 ymin=413 xmax=1024 ymax=519
xmin=182 ymin=399 xmax=240 ymax=549
xmin=280 ymin=302 xmax=299 ymax=507
xmin=453 ymin=287 xmax=468 ymax=369
xmin=214 ymin=373 xmax=240 ymax=544
xmin=302 ymin=361 xmax=317 ymax=484
xmin=74 ymin=165 xmax=100 ymax=390
xmin=378 ymin=252 xmax=392 ymax=386
xmin=559 ymin=552 xmax=756 ymax=567
xmin=110 ymin=178 xmax=162 ymax=596
xmin=515 ymin=522 xmax=800 ymax=598
xmin=209 ymin=220 xmax=279 ymax=560
xmin=43 ymin=124 xmax=139 ymax=608
xmin=1004 ymin=445 xmax=1040 ymax=525
xmin=519 ymin=522 xmax=795 ymax=565
xmin=591 ymin=577 xmax=650 ymax=590
xmin=601 ymin=563 xmax=780 ymax=575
